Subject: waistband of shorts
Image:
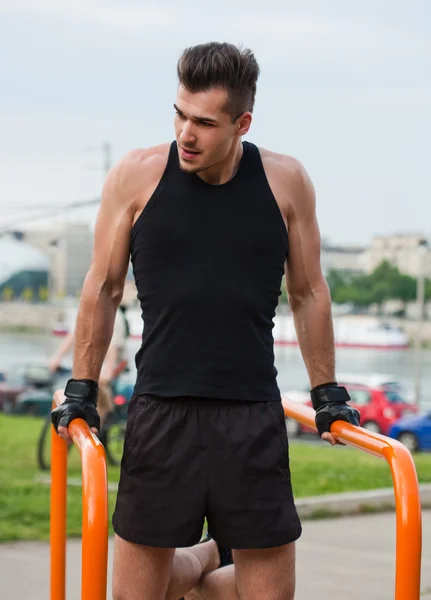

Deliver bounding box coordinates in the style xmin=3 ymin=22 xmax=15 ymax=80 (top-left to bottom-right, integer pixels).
xmin=138 ymin=394 xmax=281 ymax=408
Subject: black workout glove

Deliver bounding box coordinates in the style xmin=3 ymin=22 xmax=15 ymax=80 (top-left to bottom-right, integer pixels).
xmin=311 ymin=382 xmax=360 ymax=437
xmin=51 ymin=379 xmax=100 ymax=433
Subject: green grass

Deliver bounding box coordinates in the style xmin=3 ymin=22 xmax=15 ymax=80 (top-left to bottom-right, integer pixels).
xmin=0 ymin=414 xmax=119 ymax=542
xmin=1 ymin=413 xmax=431 ymax=542
xmin=290 ymin=442 xmax=431 ymax=497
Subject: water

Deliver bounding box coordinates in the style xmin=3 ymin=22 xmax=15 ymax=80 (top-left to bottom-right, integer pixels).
xmin=1 ymin=332 xmax=431 ymax=411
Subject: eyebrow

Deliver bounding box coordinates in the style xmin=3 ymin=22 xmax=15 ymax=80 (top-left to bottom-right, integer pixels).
xmin=173 ymin=104 xmax=218 ymax=124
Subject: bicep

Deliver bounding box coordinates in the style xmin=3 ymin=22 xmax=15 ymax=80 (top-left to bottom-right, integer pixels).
xmin=87 ymin=167 xmax=134 ymax=296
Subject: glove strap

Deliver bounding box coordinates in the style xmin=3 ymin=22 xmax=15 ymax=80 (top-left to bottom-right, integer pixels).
xmin=64 ymin=379 xmax=99 ymax=406
xmin=311 ymin=384 xmax=351 ymax=411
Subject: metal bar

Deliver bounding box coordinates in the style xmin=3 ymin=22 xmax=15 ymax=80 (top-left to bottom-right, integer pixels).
xmin=50 ymin=412 xmax=68 ymax=600
xmin=50 ymin=391 xmax=108 ymax=600
xmin=69 ymin=420 xmax=108 ymax=600
xmin=282 ymin=397 xmax=422 ymax=600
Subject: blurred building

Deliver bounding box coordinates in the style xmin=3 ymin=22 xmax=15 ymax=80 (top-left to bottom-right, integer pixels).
xmin=22 ymin=223 xmax=94 ymax=297
xmin=364 ymin=234 xmax=431 ymax=277
xmin=0 ymin=235 xmax=50 ymax=301
xmin=321 ymin=242 xmax=366 ymax=276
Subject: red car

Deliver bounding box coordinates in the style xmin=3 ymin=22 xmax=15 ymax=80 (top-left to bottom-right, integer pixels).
xmin=284 ymin=375 xmax=418 ymax=438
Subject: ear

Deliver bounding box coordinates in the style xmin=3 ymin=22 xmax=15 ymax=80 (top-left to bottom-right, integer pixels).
xmin=236 ymin=112 xmax=252 ymax=136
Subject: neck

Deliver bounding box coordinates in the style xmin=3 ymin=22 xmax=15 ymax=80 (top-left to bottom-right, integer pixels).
xmin=197 ymin=139 xmax=243 ymax=185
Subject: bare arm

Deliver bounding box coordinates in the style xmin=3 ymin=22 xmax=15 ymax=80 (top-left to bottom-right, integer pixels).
xmin=49 ymin=332 xmax=74 ymax=372
xmin=99 ymin=343 xmax=118 ymax=384
xmin=284 ymin=163 xmax=335 ymax=389
xmin=72 ymin=161 xmax=136 ymax=381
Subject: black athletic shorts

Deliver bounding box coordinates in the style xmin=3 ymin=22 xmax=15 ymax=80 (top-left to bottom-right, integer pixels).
xmin=112 ymin=395 xmax=302 ymax=549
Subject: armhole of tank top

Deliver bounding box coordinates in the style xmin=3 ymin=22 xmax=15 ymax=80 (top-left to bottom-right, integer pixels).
xmin=131 ymin=143 xmax=176 ymax=241
xmin=250 ymin=143 xmax=289 ymax=252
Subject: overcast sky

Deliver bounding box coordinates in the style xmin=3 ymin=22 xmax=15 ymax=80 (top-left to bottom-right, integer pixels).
xmin=1 ymin=0 xmax=430 ymax=245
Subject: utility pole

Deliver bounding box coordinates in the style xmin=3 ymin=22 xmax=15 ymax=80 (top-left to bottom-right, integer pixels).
xmin=102 ymin=142 xmax=112 ymax=180
xmin=83 ymin=142 xmax=112 ymax=186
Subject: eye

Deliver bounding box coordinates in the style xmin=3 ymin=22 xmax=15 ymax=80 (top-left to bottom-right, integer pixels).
xmin=200 ymin=121 xmax=214 ymax=127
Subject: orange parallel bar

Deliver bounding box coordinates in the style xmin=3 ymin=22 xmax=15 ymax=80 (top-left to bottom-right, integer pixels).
xmin=50 ymin=420 xmax=68 ymax=600
xmin=69 ymin=419 xmax=108 ymax=600
xmin=282 ymin=397 xmax=422 ymax=600
xmin=50 ymin=393 xmax=109 ymax=600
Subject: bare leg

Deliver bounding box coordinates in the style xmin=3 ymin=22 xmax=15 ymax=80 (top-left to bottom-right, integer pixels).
xmin=113 ymin=534 xmax=224 ymax=600
xmin=165 ymin=539 xmax=221 ymax=600
xmin=233 ymin=543 xmax=296 ymax=600
xmin=113 ymin=534 xmax=175 ymax=600
xmin=185 ymin=544 xmax=294 ymax=600
xmin=185 ymin=565 xmax=238 ymax=600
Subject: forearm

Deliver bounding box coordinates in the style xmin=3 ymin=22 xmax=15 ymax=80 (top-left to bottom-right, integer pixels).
xmin=51 ymin=332 xmax=74 ymax=364
xmin=290 ymin=283 xmax=335 ymax=388
xmin=72 ymin=274 xmax=121 ymax=381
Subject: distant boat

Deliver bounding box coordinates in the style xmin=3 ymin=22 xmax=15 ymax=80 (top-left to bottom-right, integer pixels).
xmin=54 ymin=309 xmax=409 ymax=350
xmin=273 ymin=314 xmax=409 ymax=349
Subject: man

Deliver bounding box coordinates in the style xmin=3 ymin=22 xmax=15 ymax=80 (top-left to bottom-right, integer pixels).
xmin=52 ymin=42 xmax=360 ymax=599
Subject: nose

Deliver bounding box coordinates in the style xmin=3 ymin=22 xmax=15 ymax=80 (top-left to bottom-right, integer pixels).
xmin=179 ymin=121 xmax=197 ymax=146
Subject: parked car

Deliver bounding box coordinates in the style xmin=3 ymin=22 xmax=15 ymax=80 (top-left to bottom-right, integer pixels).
xmin=0 ymin=364 xmax=54 ymax=414
xmin=284 ymin=374 xmax=417 ymax=438
xmin=330 ymin=373 xmax=415 ymax=404
xmin=15 ymin=371 xmax=70 ymax=416
xmin=388 ymin=412 xmax=431 ymax=452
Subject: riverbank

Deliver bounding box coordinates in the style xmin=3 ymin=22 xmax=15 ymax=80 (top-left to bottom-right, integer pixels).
xmin=1 ymin=302 xmax=431 ymax=346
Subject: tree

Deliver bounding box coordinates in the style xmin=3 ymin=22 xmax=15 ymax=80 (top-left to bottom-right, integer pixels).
xmin=328 ymin=260 xmax=422 ymax=313
xmin=326 ymin=269 xmax=349 ymax=298
xmin=279 ymin=276 xmax=288 ymax=305
xmin=390 ymin=274 xmax=417 ymax=307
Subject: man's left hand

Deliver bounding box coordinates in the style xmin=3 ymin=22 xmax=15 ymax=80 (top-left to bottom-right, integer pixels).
xmin=310 ymin=383 xmax=361 ymax=446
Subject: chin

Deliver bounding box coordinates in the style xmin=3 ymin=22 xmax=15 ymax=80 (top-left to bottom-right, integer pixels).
xmin=179 ymin=159 xmax=204 ymax=174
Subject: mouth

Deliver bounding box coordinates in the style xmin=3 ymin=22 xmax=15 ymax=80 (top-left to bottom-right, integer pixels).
xmin=180 ymin=146 xmax=201 ymax=160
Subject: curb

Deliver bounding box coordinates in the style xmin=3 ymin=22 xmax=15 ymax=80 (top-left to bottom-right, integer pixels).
xmin=296 ymin=484 xmax=431 ymax=519
xmin=35 ymin=475 xmax=431 ymax=519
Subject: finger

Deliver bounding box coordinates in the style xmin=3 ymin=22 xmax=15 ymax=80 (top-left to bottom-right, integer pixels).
xmin=90 ymin=427 xmax=99 ymax=436
xmin=57 ymin=426 xmax=72 ymax=444
xmin=321 ymin=432 xmax=337 ymax=445
xmin=322 ymin=433 xmax=345 ymax=446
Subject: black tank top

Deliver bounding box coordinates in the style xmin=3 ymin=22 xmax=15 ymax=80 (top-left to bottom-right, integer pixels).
xmin=131 ymin=141 xmax=288 ymax=402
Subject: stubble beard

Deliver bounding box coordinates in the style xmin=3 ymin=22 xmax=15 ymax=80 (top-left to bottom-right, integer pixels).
xmin=178 ymin=158 xmax=210 ymax=175
xmin=179 ymin=162 xmax=202 ymax=175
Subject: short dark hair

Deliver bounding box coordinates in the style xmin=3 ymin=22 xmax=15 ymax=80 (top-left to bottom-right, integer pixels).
xmin=177 ymin=42 xmax=260 ymax=121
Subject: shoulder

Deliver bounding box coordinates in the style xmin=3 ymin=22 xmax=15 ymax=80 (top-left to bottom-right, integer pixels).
xmin=259 ymin=147 xmax=314 ymax=192
xmin=258 ymin=147 xmax=316 ymax=217
xmin=104 ymin=143 xmax=171 ymax=206
xmin=118 ymin=143 xmax=171 ymax=179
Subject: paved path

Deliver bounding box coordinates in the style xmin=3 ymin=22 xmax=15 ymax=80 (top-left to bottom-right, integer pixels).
xmin=1 ymin=511 xmax=430 ymax=599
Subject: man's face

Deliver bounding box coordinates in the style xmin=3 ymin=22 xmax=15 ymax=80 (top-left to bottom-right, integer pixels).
xmin=174 ymin=85 xmax=243 ymax=174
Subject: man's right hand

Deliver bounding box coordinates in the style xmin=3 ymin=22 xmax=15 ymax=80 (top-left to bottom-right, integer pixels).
xmin=51 ymin=379 xmax=100 ymax=443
